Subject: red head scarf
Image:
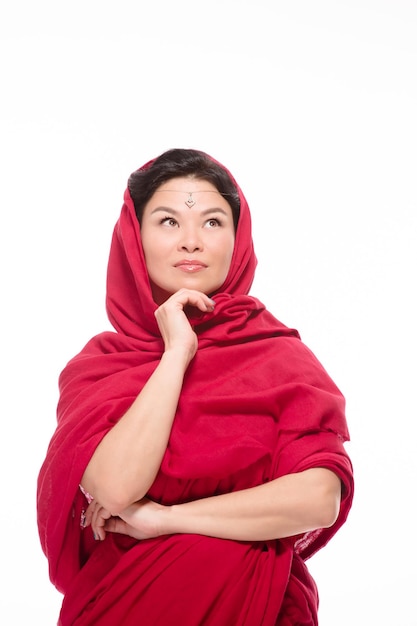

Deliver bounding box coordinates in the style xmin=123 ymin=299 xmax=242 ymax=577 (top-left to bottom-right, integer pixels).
xmin=37 ymin=151 xmax=353 ymax=624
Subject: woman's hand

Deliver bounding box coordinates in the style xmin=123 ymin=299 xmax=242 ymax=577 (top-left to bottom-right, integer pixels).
xmin=155 ymin=289 xmax=215 ymax=366
xmin=84 ymin=497 xmax=168 ymax=542
xmin=83 ymin=499 xmax=113 ymax=541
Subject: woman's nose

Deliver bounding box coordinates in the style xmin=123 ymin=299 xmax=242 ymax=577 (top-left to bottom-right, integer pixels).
xmin=178 ymin=228 xmax=203 ymax=252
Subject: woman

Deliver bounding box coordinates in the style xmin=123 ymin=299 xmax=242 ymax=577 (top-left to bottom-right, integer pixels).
xmin=37 ymin=148 xmax=354 ymax=625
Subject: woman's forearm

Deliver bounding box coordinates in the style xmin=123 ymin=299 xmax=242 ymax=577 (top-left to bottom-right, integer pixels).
xmin=81 ymin=349 xmax=189 ymax=514
xmin=163 ymin=468 xmax=341 ymax=542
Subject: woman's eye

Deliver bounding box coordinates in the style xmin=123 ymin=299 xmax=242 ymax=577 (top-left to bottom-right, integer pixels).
xmin=160 ymin=217 xmax=178 ymax=227
xmin=205 ymin=218 xmax=221 ymax=228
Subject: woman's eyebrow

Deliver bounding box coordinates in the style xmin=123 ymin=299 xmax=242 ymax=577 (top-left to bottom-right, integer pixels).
xmin=150 ymin=206 xmax=180 ymax=215
xmin=200 ymin=207 xmax=229 ymax=217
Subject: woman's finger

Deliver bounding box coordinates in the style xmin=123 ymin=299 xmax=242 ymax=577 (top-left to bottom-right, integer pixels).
xmin=104 ymin=516 xmax=130 ymax=536
xmin=91 ymin=505 xmax=112 ymax=541
xmin=158 ymin=289 xmax=215 ymax=314
xmin=83 ymin=500 xmax=100 ymax=527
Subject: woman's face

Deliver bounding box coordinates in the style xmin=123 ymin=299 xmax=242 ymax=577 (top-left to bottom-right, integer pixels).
xmin=140 ymin=177 xmax=235 ymax=304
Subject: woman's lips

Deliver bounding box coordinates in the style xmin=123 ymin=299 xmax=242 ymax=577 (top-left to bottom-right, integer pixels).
xmin=175 ymin=260 xmax=207 ymax=272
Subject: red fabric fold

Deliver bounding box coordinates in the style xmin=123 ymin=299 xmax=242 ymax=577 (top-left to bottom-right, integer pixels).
xmin=37 ymin=152 xmax=353 ymax=625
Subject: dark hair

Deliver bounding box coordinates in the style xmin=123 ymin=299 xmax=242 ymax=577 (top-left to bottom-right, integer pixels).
xmin=128 ymin=148 xmax=240 ymax=229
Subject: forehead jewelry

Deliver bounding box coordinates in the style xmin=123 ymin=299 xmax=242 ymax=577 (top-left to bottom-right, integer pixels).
xmin=154 ymin=189 xmax=224 ymax=207
xmin=185 ymin=193 xmax=196 ymax=208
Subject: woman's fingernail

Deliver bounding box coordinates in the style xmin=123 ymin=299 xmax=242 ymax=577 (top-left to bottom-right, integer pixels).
xmin=93 ymin=532 xmax=99 ymax=540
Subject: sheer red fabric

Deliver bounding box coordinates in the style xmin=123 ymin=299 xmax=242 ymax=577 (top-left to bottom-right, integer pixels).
xmin=37 ymin=153 xmax=353 ymax=625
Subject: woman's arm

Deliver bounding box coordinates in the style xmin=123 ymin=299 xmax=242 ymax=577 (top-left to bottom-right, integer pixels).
xmin=92 ymin=468 xmax=341 ymax=542
xmin=80 ymin=289 xmax=215 ymax=515
xmin=165 ymin=468 xmax=341 ymax=541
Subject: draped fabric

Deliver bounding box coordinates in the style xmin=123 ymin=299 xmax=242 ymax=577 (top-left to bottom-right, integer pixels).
xmin=37 ymin=153 xmax=353 ymax=625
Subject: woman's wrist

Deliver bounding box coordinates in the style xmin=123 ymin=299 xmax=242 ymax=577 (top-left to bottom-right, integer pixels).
xmin=161 ymin=347 xmax=194 ymax=372
xmin=160 ymin=503 xmax=190 ymax=536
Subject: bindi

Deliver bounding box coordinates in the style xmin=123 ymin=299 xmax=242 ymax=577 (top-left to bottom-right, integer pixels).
xmin=185 ymin=193 xmax=196 ymax=208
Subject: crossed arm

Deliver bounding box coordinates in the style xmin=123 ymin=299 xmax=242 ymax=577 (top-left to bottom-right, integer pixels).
xmin=84 ymin=467 xmax=341 ymax=543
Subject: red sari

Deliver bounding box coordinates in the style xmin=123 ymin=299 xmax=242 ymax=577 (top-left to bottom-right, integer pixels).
xmin=37 ymin=154 xmax=353 ymax=625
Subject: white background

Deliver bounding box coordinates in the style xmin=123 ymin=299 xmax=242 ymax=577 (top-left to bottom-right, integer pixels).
xmin=1 ymin=1 xmax=416 ymax=624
